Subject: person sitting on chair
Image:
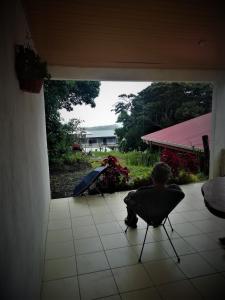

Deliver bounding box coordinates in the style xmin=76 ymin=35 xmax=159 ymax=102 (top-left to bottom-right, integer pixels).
xmin=124 ymin=162 xmax=185 ymax=228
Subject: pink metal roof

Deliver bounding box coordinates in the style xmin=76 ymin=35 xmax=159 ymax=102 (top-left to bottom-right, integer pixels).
xmin=141 ymin=113 xmax=211 ymax=151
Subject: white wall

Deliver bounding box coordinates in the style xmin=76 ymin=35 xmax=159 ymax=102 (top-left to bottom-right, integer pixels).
xmin=0 ymin=1 xmax=50 ymax=299
xmin=210 ymin=79 xmax=225 ymax=178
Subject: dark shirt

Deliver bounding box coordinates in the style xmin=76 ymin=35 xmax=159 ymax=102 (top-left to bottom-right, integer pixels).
xmin=124 ymin=184 xmax=185 ymax=225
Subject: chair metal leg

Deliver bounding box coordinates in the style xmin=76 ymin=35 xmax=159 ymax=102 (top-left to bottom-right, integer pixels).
xmin=163 ymin=217 xmax=174 ymax=232
xmin=163 ymin=224 xmax=180 ymax=263
xmin=138 ymin=225 xmax=149 ymax=263
xmin=95 ymin=184 xmax=104 ymax=197
xmin=124 ymin=226 xmax=129 ymax=234
xmin=167 ymin=216 xmax=174 ymax=231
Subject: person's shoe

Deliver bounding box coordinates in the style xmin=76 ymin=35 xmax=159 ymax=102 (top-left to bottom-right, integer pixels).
xmin=124 ymin=217 xmax=138 ymax=229
xmin=219 ymin=237 xmax=225 ymax=245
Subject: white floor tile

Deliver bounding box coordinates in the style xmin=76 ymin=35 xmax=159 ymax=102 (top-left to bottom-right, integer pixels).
xmin=184 ymin=234 xmax=220 ymax=251
xmin=200 ymin=248 xmax=225 ymax=271
xmin=100 ymin=295 xmax=121 ymax=300
xmin=70 ymin=206 xmax=91 ymax=218
xmin=101 ymin=233 xmax=130 ymax=250
xmin=44 ymin=256 xmax=77 ymax=281
xmin=74 ymin=236 xmax=103 ymax=254
xmin=71 ymin=215 xmax=94 ymax=227
xmin=192 ymin=219 xmax=223 ymax=234
xmin=73 ymin=225 xmax=98 ymax=239
xmin=45 ymin=241 xmax=74 ymax=260
xmin=97 ymin=222 xmax=122 ymax=235
xmin=77 ymin=251 xmax=109 ymax=274
xmin=125 ymin=229 xmax=152 ymax=246
xmin=191 ymin=273 xmax=225 ymax=299
xmin=112 ymin=264 xmax=153 ymax=293
xmin=49 ymin=208 xmax=70 ymax=220
xmin=78 ymin=270 xmax=118 ymax=300
xmin=176 ymin=253 xmax=216 ymax=278
xmin=44 ymin=186 xmax=225 ymax=299
xmin=157 ymin=279 xmax=201 ymax=300
xmin=42 ymin=277 xmax=80 ymax=300
xmin=121 ymin=287 xmax=161 ymax=300
xmin=92 ymin=212 xmax=116 ymax=224
xmin=106 ymin=246 xmax=138 ymax=268
xmin=47 ymin=229 xmax=73 ymax=243
xmin=144 ymin=258 xmax=185 ymax=285
xmin=48 ymin=219 xmax=71 ymax=231
xmin=159 ymin=237 xmax=195 ymax=257
xmin=132 ymin=242 xmax=169 ymax=262
xmin=173 ymin=222 xmax=202 ymax=237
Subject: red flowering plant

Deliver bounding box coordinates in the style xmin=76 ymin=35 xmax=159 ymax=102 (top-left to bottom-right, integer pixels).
xmin=160 ymin=148 xmax=181 ymax=177
xmin=180 ymin=152 xmax=199 ymax=173
xmin=100 ymin=155 xmax=129 ymax=191
xmin=160 ymin=148 xmax=199 ymax=178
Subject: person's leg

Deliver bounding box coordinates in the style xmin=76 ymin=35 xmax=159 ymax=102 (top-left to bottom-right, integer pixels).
xmin=124 ymin=191 xmax=136 ymax=204
xmin=124 ymin=191 xmax=138 ymax=228
xmin=123 ymin=191 xmax=138 ymax=228
xmin=125 ymin=205 xmax=138 ymax=228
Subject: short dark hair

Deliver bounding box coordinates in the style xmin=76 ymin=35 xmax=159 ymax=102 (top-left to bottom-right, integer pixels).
xmin=151 ymin=162 xmax=171 ymax=184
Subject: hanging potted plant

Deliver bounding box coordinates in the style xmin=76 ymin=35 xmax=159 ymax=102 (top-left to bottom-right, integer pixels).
xmin=15 ymin=44 xmax=51 ymax=93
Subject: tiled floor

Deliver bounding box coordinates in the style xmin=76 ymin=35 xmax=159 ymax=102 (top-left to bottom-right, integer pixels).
xmin=42 ymin=183 xmax=225 ymax=300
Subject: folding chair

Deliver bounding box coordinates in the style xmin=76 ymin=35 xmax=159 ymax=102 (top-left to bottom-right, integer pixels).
xmin=73 ymin=166 xmax=108 ymax=197
xmin=124 ymin=186 xmax=184 ymax=263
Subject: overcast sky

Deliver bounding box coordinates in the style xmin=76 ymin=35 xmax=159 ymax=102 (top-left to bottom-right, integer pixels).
xmin=60 ymin=81 xmax=151 ymax=127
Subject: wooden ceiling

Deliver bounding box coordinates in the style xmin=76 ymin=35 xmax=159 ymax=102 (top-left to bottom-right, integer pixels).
xmin=23 ymin=0 xmax=225 ymax=69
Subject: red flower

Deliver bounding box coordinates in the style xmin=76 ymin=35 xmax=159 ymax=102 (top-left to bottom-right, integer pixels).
xmin=100 ymin=155 xmax=130 ymax=188
xmin=160 ymin=148 xmax=199 ymax=176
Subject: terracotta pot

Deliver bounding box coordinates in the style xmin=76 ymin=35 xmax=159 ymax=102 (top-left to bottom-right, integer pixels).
xmin=19 ymin=79 xmax=43 ymax=93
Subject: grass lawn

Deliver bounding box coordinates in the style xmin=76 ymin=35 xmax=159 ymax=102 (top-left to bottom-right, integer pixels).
xmin=89 ymin=150 xmax=207 ymax=186
xmin=90 ymin=150 xmax=155 ymax=181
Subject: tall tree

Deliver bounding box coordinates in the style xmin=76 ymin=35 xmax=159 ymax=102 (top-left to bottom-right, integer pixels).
xmin=44 ymin=80 xmax=100 ymax=164
xmin=114 ymin=82 xmax=212 ymax=151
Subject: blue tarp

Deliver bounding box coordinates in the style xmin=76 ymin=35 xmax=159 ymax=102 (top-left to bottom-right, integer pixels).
xmin=73 ymin=166 xmax=108 ymax=197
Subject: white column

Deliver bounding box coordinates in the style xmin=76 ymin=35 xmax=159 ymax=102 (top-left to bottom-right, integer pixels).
xmin=210 ymin=78 xmax=225 ymax=178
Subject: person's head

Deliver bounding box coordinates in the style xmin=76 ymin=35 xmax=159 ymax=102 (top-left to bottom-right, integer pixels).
xmin=151 ymin=162 xmax=171 ymax=185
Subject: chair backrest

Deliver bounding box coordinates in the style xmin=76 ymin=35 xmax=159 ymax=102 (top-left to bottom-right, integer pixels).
xmin=73 ymin=166 xmax=108 ymax=196
xmin=131 ymin=185 xmax=185 ymax=226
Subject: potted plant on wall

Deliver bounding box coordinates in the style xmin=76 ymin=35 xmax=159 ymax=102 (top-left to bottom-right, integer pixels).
xmin=15 ymin=44 xmax=51 ymax=93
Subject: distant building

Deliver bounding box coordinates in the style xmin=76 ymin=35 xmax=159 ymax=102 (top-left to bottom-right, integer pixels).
xmin=141 ymin=113 xmax=211 ymax=153
xmin=82 ymin=124 xmax=118 ymax=151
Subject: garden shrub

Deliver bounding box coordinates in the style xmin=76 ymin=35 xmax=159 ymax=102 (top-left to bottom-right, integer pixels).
xmin=50 ymin=151 xmax=91 ymax=172
xmin=63 ymin=152 xmax=90 ymax=165
xmin=130 ymin=175 xmax=152 ymax=189
xmin=160 ymin=148 xmax=200 ymax=176
xmin=123 ymin=150 xmax=160 ymax=167
xmin=90 ymin=150 xmax=204 ymax=192
xmin=100 ymin=155 xmax=129 ymax=192
xmin=176 ymin=170 xmax=199 ymax=184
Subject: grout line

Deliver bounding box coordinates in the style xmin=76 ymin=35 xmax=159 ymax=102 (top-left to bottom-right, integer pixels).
xmin=91 ymin=198 xmax=121 ymax=296
xmin=43 ymin=192 xmax=225 ymax=299
xmin=68 ymin=197 xmax=82 ymax=300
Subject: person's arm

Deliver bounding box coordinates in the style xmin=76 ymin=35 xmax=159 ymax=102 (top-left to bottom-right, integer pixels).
xmin=168 ymin=184 xmax=185 ymax=200
xmin=168 ymin=184 xmax=182 ymax=191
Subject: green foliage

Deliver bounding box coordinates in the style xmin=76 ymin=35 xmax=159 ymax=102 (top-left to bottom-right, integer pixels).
xmin=128 ymin=165 xmax=152 ymax=180
xmin=44 ymin=80 xmax=100 ymax=166
xmin=90 ymin=150 xmax=205 ymax=190
xmin=98 ymin=155 xmax=129 ymax=192
xmin=90 ymin=150 xmax=156 ymax=188
xmin=50 ymin=151 xmax=91 ymax=172
xmin=15 ymin=45 xmax=50 ymax=80
xmin=114 ymin=82 xmax=212 ymax=151
xmin=62 ymin=152 xmax=90 ymax=166
xmin=175 ymin=170 xmax=207 ymax=184
xmin=91 ymin=150 xmax=159 ymax=167
xmin=123 ymin=150 xmax=160 ymax=167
